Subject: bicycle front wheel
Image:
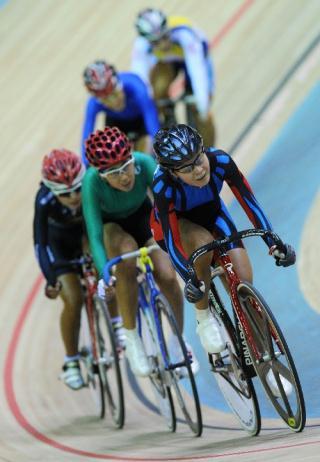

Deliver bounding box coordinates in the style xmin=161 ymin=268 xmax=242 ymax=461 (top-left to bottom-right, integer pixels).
xmin=94 ymin=297 xmax=125 ymax=429
xmin=138 ymin=303 xmax=176 ymax=433
xmin=156 ymin=295 xmax=203 ymax=437
xmin=209 ymin=294 xmax=261 ymax=436
xmin=237 ymin=282 xmax=306 ymax=432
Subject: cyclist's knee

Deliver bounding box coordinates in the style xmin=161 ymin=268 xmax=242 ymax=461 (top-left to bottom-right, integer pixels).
xmin=151 ymin=64 xmax=175 ymax=99
xmin=59 ymin=273 xmax=83 ymax=308
xmin=229 ymin=248 xmax=253 ymax=283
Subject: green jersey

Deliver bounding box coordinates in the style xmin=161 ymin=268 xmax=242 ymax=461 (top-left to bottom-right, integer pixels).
xmin=82 ymin=152 xmax=156 ymax=275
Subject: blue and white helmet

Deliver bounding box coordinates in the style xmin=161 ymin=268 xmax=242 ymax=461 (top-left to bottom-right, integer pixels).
xmin=153 ymin=124 xmax=203 ymax=169
xmin=135 ymin=8 xmax=167 ymax=41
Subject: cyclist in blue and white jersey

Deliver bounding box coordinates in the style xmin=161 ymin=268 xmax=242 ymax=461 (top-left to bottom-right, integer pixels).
xmin=132 ymin=9 xmax=215 ymax=145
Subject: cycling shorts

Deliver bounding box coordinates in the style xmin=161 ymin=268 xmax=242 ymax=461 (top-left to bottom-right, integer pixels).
xmin=150 ymin=201 xmax=244 ymax=253
xmin=104 ymin=197 xmax=153 ymax=247
xmin=105 ymin=115 xmax=147 ymax=142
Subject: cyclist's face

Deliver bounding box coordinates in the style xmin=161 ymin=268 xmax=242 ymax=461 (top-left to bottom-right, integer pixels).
xmin=55 ymin=188 xmax=82 ymax=209
xmin=152 ymin=35 xmax=171 ymax=51
xmin=100 ymin=159 xmax=135 ymax=191
xmin=98 ymin=86 xmax=125 ymax=111
xmin=172 ymin=152 xmax=210 ymax=187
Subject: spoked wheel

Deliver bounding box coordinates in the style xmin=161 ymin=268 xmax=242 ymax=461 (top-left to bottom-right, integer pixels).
xmin=79 ymin=306 xmax=105 ymax=418
xmin=209 ymin=296 xmax=261 ymax=436
xmin=156 ymin=295 xmax=203 ymax=437
xmin=138 ymin=304 xmax=176 ymax=432
xmin=94 ymin=297 xmax=125 ymax=429
xmin=237 ymin=282 xmax=306 ymax=432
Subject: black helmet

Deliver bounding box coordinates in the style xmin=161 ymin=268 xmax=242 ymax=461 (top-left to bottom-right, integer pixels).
xmin=153 ymin=124 xmax=203 ymax=169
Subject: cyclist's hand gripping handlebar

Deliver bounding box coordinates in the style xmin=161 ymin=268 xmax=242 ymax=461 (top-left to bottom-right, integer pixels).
xmin=269 ymin=243 xmax=296 ymax=267
xmin=184 ymin=264 xmax=205 ymax=303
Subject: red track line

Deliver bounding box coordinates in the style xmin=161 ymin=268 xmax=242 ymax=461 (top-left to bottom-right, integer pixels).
xmin=210 ymin=0 xmax=254 ymax=49
xmin=4 ymin=280 xmax=320 ymax=462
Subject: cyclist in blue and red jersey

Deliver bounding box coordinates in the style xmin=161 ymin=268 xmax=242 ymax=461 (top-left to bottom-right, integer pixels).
xmin=81 ymin=60 xmax=160 ymax=166
xmin=150 ymin=124 xmax=296 ymax=376
xmin=132 ymin=9 xmax=215 ymax=145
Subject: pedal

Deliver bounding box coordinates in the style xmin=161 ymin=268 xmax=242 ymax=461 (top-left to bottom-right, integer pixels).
xmin=211 ymin=358 xmax=230 ymax=373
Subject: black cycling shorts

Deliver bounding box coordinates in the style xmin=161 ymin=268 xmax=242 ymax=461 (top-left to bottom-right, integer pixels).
xmin=105 ymin=115 xmax=147 ymax=142
xmin=104 ymin=197 xmax=153 ymax=248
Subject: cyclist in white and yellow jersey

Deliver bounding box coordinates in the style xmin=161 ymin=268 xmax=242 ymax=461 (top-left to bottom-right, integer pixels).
xmin=131 ymin=8 xmax=216 ymax=146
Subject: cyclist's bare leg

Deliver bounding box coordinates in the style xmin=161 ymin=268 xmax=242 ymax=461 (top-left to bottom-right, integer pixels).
xmin=217 ymin=247 xmax=253 ymax=292
xmin=187 ymin=103 xmax=216 ymax=146
xmin=146 ymin=237 xmax=184 ymax=333
xmin=134 ymin=135 xmax=153 ymax=155
xmin=229 ymin=247 xmax=253 ymax=282
xmin=102 ymin=224 xmax=125 ymax=320
xmin=194 ymin=111 xmax=216 ymax=146
xmin=150 ymin=62 xmax=177 ymax=124
xmin=104 ymin=223 xmax=138 ymax=330
xmin=178 ymin=219 xmax=213 ymax=311
xmin=58 ymin=272 xmax=83 ymax=356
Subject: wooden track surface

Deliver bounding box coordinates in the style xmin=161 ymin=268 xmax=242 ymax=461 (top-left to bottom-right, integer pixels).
xmin=1 ymin=1 xmax=319 ymax=461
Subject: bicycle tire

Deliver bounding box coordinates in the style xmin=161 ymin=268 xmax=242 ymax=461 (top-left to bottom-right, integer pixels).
xmin=208 ymin=286 xmax=261 ymax=436
xmin=156 ymin=294 xmax=203 ymax=437
xmin=94 ymin=296 xmax=125 ymax=429
xmin=237 ymin=282 xmax=306 ymax=432
xmin=138 ymin=302 xmax=176 ymax=433
xmin=79 ymin=305 xmax=105 ymax=418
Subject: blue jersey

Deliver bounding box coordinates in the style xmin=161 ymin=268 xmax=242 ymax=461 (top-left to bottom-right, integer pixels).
xmin=151 ymin=149 xmax=274 ymax=282
xmin=81 ymin=72 xmax=160 ymax=165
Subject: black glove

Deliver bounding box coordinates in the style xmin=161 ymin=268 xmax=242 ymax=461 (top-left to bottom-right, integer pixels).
xmin=270 ymin=244 xmax=296 ymax=267
xmin=184 ymin=279 xmax=205 ymax=303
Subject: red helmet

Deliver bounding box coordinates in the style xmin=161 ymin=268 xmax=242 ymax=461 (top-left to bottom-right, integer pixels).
xmin=83 ymin=60 xmax=119 ymax=97
xmin=42 ymin=149 xmax=85 ymax=194
xmin=85 ymin=127 xmax=132 ymax=170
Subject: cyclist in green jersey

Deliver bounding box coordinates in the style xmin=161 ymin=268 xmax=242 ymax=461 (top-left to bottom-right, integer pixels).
xmin=82 ymin=126 xmax=197 ymax=377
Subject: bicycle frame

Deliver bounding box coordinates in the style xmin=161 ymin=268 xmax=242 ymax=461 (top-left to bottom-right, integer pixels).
xmin=104 ymin=246 xmax=173 ymax=371
xmin=136 ymin=250 xmax=172 ymax=372
xmin=78 ymin=258 xmax=100 ymax=365
xmin=188 ymin=229 xmax=287 ymax=366
xmin=213 ymin=252 xmax=263 ymax=363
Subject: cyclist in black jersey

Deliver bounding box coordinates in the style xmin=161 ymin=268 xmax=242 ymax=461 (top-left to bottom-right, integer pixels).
xmin=33 ymin=150 xmax=89 ymax=390
xmin=151 ymin=124 xmax=296 ymax=358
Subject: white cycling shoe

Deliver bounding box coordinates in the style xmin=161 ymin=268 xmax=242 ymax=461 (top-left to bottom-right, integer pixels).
xmin=168 ymin=335 xmax=200 ymax=376
xmin=266 ymin=369 xmax=293 ymax=398
xmin=196 ymin=316 xmax=225 ymax=354
xmin=60 ymin=360 xmax=85 ymax=390
xmin=125 ymin=334 xmax=152 ymax=377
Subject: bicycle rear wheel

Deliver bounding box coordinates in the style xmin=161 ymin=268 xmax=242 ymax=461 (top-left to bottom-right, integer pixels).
xmin=156 ymin=294 xmax=203 ymax=437
xmin=94 ymin=296 xmax=125 ymax=428
xmin=138 ymin=303 xmax=176 ymax=432
xmin=79 ymin=305 xmax=105 ymax=418
xmin=237 ymin=282 xmax=306 ymax=432
xmin=209 ymin=289 xmax=261 ymax=436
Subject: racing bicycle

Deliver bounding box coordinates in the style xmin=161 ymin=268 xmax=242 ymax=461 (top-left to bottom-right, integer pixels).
xmin=187 ymin=228 xmax=306 ymax=434
xmin=103 ymin=245 xmax=203 ymax=436
xmin=54 ymin=255 xmax=124 ymax=428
